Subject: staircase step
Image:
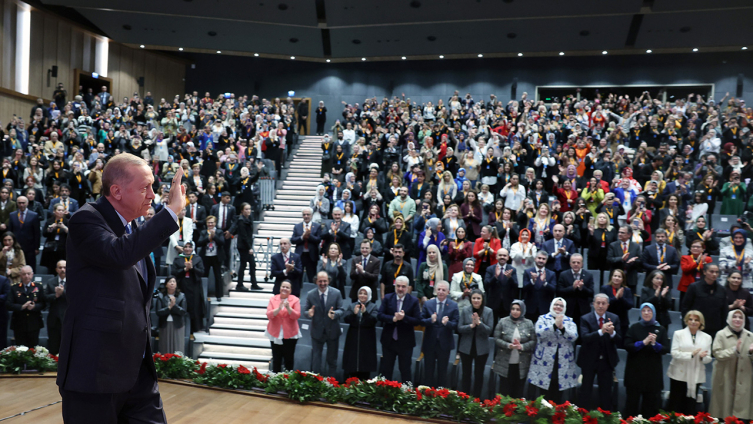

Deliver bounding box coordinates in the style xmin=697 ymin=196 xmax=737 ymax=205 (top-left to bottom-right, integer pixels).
xmin=270 ymin=199 xmax=309 ymax=206
xmin=262 ymin=205 xmax=306 ymax=212
xmin=202 ymin=344 xmax=271 ymax=356
xmin=194 ymin=333 xmax=270 ymax=347
xmin=257 ymin=223 xmax=296 ymax=230
xmin=263 ymin=211 xmax=304 ymax=219
xmin=209 ymin=328 xmax=268 ymax=338
xmin=257 ymin=230 xmax=293 ymax=238
xmin=200 ymin=351 xmax=271 ymax=362
xmin=215 ymin=305 xmax=269 ymax=315
xmin=276 ymin=190 xmax=317 ymax=196
xmin=282 ymin=181 xmax=320 ymax=186
xmin=226 ymin=292 xmax=273 ymax=302
xmin=215 ymin=310 xmax=269 ymax=320
xmin=210 ymin=297 xmax=269 ymax=307
xmin=212 ymin=317 xmax=269 ymax=329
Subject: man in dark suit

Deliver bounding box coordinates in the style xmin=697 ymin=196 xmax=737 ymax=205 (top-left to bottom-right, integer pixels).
xmin=8 ymin=196 xmax=40 ymax=272
xmin=640 ymin=229 xmax=681 ymax=285
xmin=484 ymin=248 xmax=518 ymax=325
xmin=522 ymin=251 xmax=557 ymax=321
xmin=291 ymin=207 xmax=322 ymax=284
xmin=172 ymin=242 xmax=206 ymax=333
xmin=556 ymin=253 xmax=594 ymax=328
xmin=420 ymin=281 xmax=458 ymax=388
xmin=0 ymin=187 xmax=17 ymax=232
xmin=302 ymin=271 xmax=343 ymax=377
xmin=185 ymin=192 xmax=208 ymax=232
xmin=43 ymin=260 xmax=67 ymax=355
xmin=607 ymin=226 xmax=642 ymax=292
xmin=378 ymin=275 xmax=421 ymax=383
xmin=57 ymin=154 xmax=182 ymax=423
xmin=349 ymin=240 xmax=381 ymax=302
xmin=270 ymin=238 xmax=303 ymax=297
xmin=196 ymin=215 xmax=225 ymax=301
xmin=542 ymin=224 xmax=576 ymax=282
xmin=380 ymin=244 xmax=414 ymax=299
xmin=48 ymin=184 xmax=80 ymax=215
xmin=321 ymin=207 xmax=352 ymax=258
xmin=210 ymin=192 xmax=237 ymax=270
xmin=6 ymin=266 xmax=44 ymax=347
xmin=577 ymin=294 xmax=621 ymax=411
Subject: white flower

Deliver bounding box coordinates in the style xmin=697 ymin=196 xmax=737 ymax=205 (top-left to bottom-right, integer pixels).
xmin=16 ymin=346 xmax=28 ymax=352
xmin=540 ymin=399 xmax=553 ymax=409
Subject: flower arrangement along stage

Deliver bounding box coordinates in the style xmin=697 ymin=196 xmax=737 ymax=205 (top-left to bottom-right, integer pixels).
xmin=0 ymin=345 xmax=58 ymax=374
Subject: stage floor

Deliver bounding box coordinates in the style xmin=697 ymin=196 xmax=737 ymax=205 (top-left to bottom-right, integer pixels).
xmin=0 ymin=376 xmax=430 ymax=423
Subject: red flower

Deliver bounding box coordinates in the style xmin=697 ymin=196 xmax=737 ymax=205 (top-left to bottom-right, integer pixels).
xmin=695 ymin=412 xmax=713 ymax=423
xmin=553 ymin=412 xmax=566 ymax=424
xmin=315 ymin=375 xmax=324 ymax=381
xmin=326 ymin=377 xmax=339 ymax=387
xmin=503 ymin=403 xmax=517 ymax=417
xmin=416 ymin=391 xmax=423 ymax=401
xmin=456 ymin=391 xmax=470 ymax=400
xmin=237 ymin=365 xmax=250 ymax=374
xmin=217 ymin=364 xmax=227 ymax=368
xmin=598 ymin=407 xmax=612 ymax=416
xmin=649 ymin=414 xmax=667 ymax=423
xmin=197 ymin=363 xmax=207 ymax=375
xmin=578 ymin=408 xmax=590 ymax=415
xmin=583 ymin=415 xmax=598 ymax=424
xmin=526 ymin=405 xmax=539 ymax=417
xmin=49 ymin=354 xmax=58 ymax=362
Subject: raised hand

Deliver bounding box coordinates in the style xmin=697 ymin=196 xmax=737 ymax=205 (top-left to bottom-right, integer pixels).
xmin=328 ymin=306 xmax=336 ymax=320
xmin=166 ymin=169 xmax=187 ymax=216
xmin=308 ymin=305 xmax=316 ymax=318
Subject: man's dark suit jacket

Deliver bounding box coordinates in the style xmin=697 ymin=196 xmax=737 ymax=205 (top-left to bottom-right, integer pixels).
xmin=57 ymin=196 xmax=178 ymax=393
xmin=577 ymin=311 xmax=622 ymax=369
xmin=557 ymin=269 xmax=595 ymax=320
xmin=349 ymin=254 xmax=381 ymax=301
xmin=521 ymin=267 xmax=557 ymax=319
xmin=542 ymin=237 xmax=576 ymax=272
xmin=378 ymin=293 xmax=421 ymax=350
xmin=270 ymin=251 xmax=303 ymax=296
xmin=43 ymin=275 xmax=67 ymax=325
xmin=291 ymin=221 xmax=322 ymax=261
xmin=606 ymin=240 xmax=642 ymax=288
xmin=302 ymin=286 xmax=343 ymax=341
xmin=184 ymin=202 xmax=208 ymax=231
xmin=641 ymin=242 xmax=681 ymax=283
xmin=420 ymin=298 xmax=459 ymax=351
xmin=320 ymin=220 xmax=351 ymax=251
xmin=8 ymin=209 xmax=40 ymax=261
xmin=483 ymin=263 xmax=518 ymax=313
xmin=210 ymin=202 xmax=237 ymax=233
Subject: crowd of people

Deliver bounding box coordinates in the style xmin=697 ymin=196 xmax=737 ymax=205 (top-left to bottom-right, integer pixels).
xmin=1 ymin=85 xmax=753 ymax=418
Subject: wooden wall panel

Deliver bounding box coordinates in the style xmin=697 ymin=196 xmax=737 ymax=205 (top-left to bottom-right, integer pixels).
xmin=143 ymin=51 xmax=156 ymax=100
xmin=28 ymin=10 xmax=44 ymax=97
xmin=40 ymin=13 xmax=58 ymax=100
xmin=70 ymin=29 xmax=83 ymax=79
xmin=2 ymin=0 xmax=16 ymax=91
xmin=56 ymin=21 xmax=71 ymax=94
xmin=0 ymin=91 xmax=37 ymax=128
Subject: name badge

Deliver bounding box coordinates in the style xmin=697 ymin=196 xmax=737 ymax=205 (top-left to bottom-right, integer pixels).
xmin=707 ymin=195 xmax=712 ymax=201
xmin=732 ymin=195 xmax=737 ymax=200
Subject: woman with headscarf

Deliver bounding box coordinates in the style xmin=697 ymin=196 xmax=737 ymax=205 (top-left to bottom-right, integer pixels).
xmin=417 ymin=217 xmax=446 ymax=273
xmin=527 ymin=297 xmax=578 ymax=403
xmin=720 ymin=169 xmax=747 ymax=215
xmin=493 ymin=300 xmax=535 ymax=398
xmin=342 ymin=286 xmax=379 ymax=380
xmin=510 ymin=228 xmax=537 ymax=286
xmin=362 ymin=227 xmax=383 ymax=257
xmin=710 ymin=309 xmax=753 ymax=420
xmin=458 ymin=289 xmax=495 ymax=398
xmin=448 ymin=226 xmax=473 ymax=276
xmin=415 ymin=244 xmax=447 ymax=303
xmin=624 ymin=303 xmax=670 ymax=418
xmin=310 ymin=185 xmax=330 ymax=223
xmin=472 ymin=225 xmax=501 ymax=278
xmin=667 ymin=310 xmax=713 ymax=414
xmin=685 ymin=215 xmax=719 ymax=255
xmin=720 ymin=229 xmax=753 ymax=290
xmin=383 ymin=214 xmax=413 ymax=263
xmin=724 ymin=270 xmax=753 ymax=328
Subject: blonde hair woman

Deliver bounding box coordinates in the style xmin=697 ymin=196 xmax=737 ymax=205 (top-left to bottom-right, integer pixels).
xmin=667 ymin=310 xmax=712 ymax=414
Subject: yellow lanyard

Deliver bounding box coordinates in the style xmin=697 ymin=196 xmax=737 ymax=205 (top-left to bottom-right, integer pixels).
xmin=393 ymin=262 xmax=403 ymax=279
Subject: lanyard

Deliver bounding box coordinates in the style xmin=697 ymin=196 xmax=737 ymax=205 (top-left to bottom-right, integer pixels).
xmin=393 ymin=262 xmax=403 ymax=279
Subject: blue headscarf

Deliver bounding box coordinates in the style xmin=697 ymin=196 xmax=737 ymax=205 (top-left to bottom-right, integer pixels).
xmin=639 ymin=302 xmax=657 ymax=326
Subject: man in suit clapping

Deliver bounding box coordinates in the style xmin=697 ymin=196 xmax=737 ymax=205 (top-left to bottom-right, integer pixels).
xmin=420 ymin=281 xmax=458 ymax=388
xmin=303 ymin=271 xmax=343 ymax=377
xmin=577 ymin=293 xmax=621 ymax=411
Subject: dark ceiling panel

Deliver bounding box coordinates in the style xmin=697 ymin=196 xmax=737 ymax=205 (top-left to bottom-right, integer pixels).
xmin=651 ymin=0 xmax=753 ymax=12
xmin=325 ymin=0 xmax=643 ymax=27
xmin=330 ymin=16 xmax=632 ymax=57
xmin=40 ymin=0 xmax=319 ymax=26
xmin=76 ymin=9 xmax=323 ymax=56
xmin=635 ymin=10 xmax=753 ymax=49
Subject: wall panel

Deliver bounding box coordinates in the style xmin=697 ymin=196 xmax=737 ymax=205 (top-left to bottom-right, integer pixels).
xmin=56 ymin=21 xmax=71 ymax=93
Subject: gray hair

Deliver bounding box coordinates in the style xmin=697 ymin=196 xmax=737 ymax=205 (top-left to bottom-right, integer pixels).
xmin=654 ymin=228 xmax=666 ymax=237
xmin=301 ymin=207 xmax=312 ymax=214
xmin=536 ymin=250 xmax=549 ymax=258
xmin=436 ymin=280 xmax=450 ymax=290
xmin=332 ymin=207 xmax=343 ymax=214
xmin=594 ymin=293 xmax=609 ymax=303
xmin=395 ymin=276 xmax=410 ymax=285
xmin=570 ymin=253 xmax=583 ymax=261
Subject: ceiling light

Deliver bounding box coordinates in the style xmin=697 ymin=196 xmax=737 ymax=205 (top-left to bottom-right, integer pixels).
xmin=361 ymin=57 xmax=366 ymax=61
xmin=559 ymin=52 xmax=565 ymax=56
xmin=646 ymin=49 xmax=652 ymax=53
xmin=401 ymin=56 xmax=406 ymax=60
xmin=439 ymin=55 xmax=444 ymax=59
xmin=326 ymin=59 xmax=330 ymax=63
xmin=602 ymin=50 xmax=608 ymax=55
xmin=743 ymin=47 xmax=748 ymax=50
xmin=139 ymin=45 xmax=145 ymax=48
xmin=477 ymin=54 xmax=483 ymax=58
xmin=216 ymin=50 xmax=221 ymax=54
xmin=254 ymin=53 xmax=259 ymax=56
xmin=290 ymin=56 xmax=295 ymax=59
xmin=517 ymin=53 xmax=523 ymax=57
xmin=178 ymin=47 xmax=183 ymax=51
xmin=692 ymin=48 xmax=698 ymax=52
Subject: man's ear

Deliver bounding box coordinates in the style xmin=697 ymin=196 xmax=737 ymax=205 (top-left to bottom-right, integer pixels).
xmin=109 ymin=184 xmax=122 ymax=201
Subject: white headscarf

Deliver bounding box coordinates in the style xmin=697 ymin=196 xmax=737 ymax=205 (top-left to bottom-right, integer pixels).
xmin=549 ymin=297 xmax=567 ymax=317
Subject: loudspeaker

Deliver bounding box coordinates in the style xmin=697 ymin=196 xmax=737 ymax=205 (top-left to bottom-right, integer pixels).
xmin=137 ymin=77 xmax=145 ymax=87
xmin=51 ymin=66 xmax=58 ymax=78
xmin=737 ymin=74 xmax=744 ymax=98
xmin=511 ymin=78 xmax=518 ymax=100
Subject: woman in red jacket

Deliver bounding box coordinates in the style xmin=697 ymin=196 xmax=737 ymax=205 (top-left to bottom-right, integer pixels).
xmin=551 ymin=175 xmax=579 ymax=212
xmin=265 ymin=280 xmax=301 ymax=372
xmin=448 ymin=226 xmax=474 ymax=277
xmin=679 ymin=239 xmax=713 ymax=305
xmin=472 ymin=225 xmax=502 ymax=277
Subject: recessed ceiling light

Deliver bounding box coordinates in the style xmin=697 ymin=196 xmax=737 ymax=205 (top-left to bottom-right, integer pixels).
xmin=692 ymin=48 xmax=698 ymax=52
xmin=178 ymin=47 xmax=183 ymax=51
xmin=401 ymin=56 xmax=406 ymax=60
xmin=477 ymin=54 xmax=483 ymax=58
xmin=517 ymin=53 xmax=523 ymax=57
xmin=361 ymin=57 xmax=366 ymax=61
xmin=646 ymin=49 xmax=652 ymax=53
xmin=743 ymin=47 xmax=748 ymax=50
xmin=602 ymin=50 xmax=608 ymax=55
xmin=216 ymin=50 xmax=221 ymax=54
xmin=139 ymin=45 xmax=145 ymax=48
xmin=439 ymin=55 xmax=444 ymax=59
xmin=254 ymin=53 xmax=259 ymax=56
xmin=290 ymin=56 xmax=295 ymax=60
xmin=326 ymin=59 xmax=330 ymax=63
xmin=559 ymin=52 xmax=565 ymax=56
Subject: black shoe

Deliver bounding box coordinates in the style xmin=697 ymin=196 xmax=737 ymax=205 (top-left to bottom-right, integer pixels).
xmin=216 ymin=297 xmax=222 ymax=302
xmin=250 ymin=284 xmax=262 ymax=290
xmin=235 ymin=285 xmax=250 ymax=292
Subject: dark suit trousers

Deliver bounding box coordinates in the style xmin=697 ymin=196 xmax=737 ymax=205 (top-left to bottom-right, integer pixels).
xmin=204 ymin=255 xmax=224 ymax=298
xmin=422 ymin=338 xmax=450 ymax=388
xmin=301 ymin=252 xmax=316 ymax=284
xmin=380 ymin=342 xmax=413 ymax=383
xmin=311 ymin=337 xmax=339 ymax=377
xmin=578 ymin=357 xmax=614 ymax=411
xmin=270 ymin=339 xmax=297 ymax=373
xmin=47 ymin=316 xmax=63 ymax=355
xmin=460 ymin=352 xmax=488 ymax=398
xmin=13 ymin=329 xmax=39 ymax=348
xmin=60 ymin=357 xmax=166 ymax=424
xmin=23 ymin=247 xmax=36 ymax=272
xmin=625 ymin=388 xmax=662 ymax=419
xmin=236 ymin=250 xmax=256 ymax=288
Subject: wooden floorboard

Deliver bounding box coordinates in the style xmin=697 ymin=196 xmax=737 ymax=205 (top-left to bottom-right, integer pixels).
xmin=0 ymin=377 xmax=431 ymax=423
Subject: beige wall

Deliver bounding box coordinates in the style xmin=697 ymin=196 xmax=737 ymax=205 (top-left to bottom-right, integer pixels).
xmin=0 ymin=0 xmax=185 ymax=124
xmin=0 ymin=88 xmax=37 ymax=127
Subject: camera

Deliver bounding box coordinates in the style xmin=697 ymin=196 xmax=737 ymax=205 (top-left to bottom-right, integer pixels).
xmin=739 ymin=211 xmax=753 ymax=225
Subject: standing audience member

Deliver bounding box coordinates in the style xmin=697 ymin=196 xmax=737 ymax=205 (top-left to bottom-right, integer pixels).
xmin=577 ymin=293 xmax=621 ymax=411
xmin=172 ymin=242 xmax=205 ymax=335
xmin=266 ymin=280 xmax=301 ymax=373
xmin=542 ymin=224 xmax=576 ymax=282
xmin=40 ymin=204 xmax=68 ymax=272
xmin=709 ymin=309 xmax=753 ymax=420
xmin=43 ymin=260 xmax=67 ymax=354
xmin=600 ymin=269 xmax=634 ymax=339
xmin=155 ymin=276 xmax=187 ymax=354
xmin=682 ymin=264 xmax=728 ymax=339
xmin=450 ymin=258 xmax=484 ymax=310
xmin=270 ymin=238 xmax=303 ymax=296
xmin=195 ymin=216 xmax=225 ymax=301
xmin=350 ymin=240 xmax=381 ymax=302
xmin=719 ymin=229 xmax=753 ymax=290
xmin=493 ymin=300 xmax=535 ymax=399
xmin=0 ymin=273 xmax=8 ymax=349
xmin=342 ymin=286 xmax=378 ymax=381
xmin=556 ymin=253 xmax=594 ymax=328
xmin=607 ymin=225 xmax=642 ymax=293
xmin=666 ymin=310 xmax=713 ymax=415
xmin=377 ymin=276 xmax=421 ymax=383
xmin=234 ymin=202 xmax=258 ymax=291
xmin=522 ymin=251 xmax=556 ymax=321
xmin=415 ymin=244 xmax=447 ymax=303
xmin=292 ymin=208 xmax=322 ymax=285
xmin=679 ymin=240 xmax=713 ymax=304
xmin=7 ymin=197 xmax=39 ymax=272
xmin=484 ymin=248 xmax=518 ymax=324
xmin=641 ymin=270 xmax=673 ymax=330
xmin=724 ymin=271 xmax=753 ymax=327
xmin=303 ymin=272 xmax=343 ymax=377
xmin=317 ymin=243 xmax=347 ymax=298
xmin=379 ymin=244 xmax=413 ymax=299
xmin=642 ymin=229 xmax=681 ymax=285
xmin=420 ymin=281 xmax=459 ymax=388
xmin=6 ymin=266 xmax=43 ymax=347
xmin=458 ymin=289 xmax=494 ymax=398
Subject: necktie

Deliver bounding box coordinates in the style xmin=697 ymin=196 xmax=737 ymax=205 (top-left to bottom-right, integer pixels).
xmin=574 ymin=272 xmax=580 ymax=283
xmin=192 ymin=204 xmax=196 ymax=220
xmin=623 ymin=242 xmax=628 ymax=254
xmin=535 ymin=270 xmax=544 ymax=289
xmin=393 ymin=298 xmax=403 ymax=340
xmin=363 ymin=257 xmax=368 ymax=269
xmin=599 ymin=316 xmax=604 ymax=329
xmin=320 ymin=292 xmax=326 ymax=309
xmin=555 ymin=240 xmax=562 ymax=271
xmin=222 ymin=205 xmax=227 ymax=230
xmin=303 ymin=223 xmax=309 ymax=249
xmin=438 ymin=301 xmax=444 ymax=319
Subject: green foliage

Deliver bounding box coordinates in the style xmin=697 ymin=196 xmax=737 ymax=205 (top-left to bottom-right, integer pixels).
xmin=0 ymin=345 xmax=58 ymax=374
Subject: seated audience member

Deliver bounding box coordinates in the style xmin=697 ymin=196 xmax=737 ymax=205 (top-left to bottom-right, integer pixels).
xmin=420 ymin=281 xmax=459 ymax=388
xmin=155 ymin=276 xmax=188 ymax=354
xmin=457 ymin=289 xmax=494 ymax=398
xmin=303 ymin=271 xmax=343 ymax=377
xmin=377 ymin=276 xmax=421 ymax=383
xmin=266 ymin=280 xmax=301 ymax=373
xmin=342 ymin=286 xmax=378 ymax=380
